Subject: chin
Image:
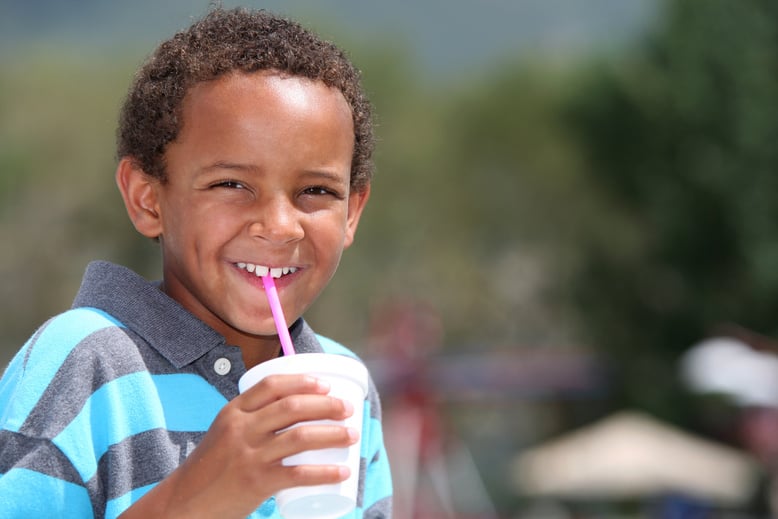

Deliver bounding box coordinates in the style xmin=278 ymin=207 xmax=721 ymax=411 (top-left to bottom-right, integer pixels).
xmin=235 ymin=321 xmax=276 ymax=338
xmin=220 ymin=315 xmax=275 ymax=340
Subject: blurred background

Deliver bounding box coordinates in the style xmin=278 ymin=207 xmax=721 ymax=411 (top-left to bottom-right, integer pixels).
xmin=3 ymin=0 xmax=778 ymax=517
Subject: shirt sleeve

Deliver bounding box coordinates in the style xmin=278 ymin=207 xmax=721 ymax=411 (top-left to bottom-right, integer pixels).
xmin=0 ymin=453 xmax=94 ymax=518
xmin=0 ymin=343 xmax=94 ymax=518
xmin=0 ymin=311 xmax=115 ymax=519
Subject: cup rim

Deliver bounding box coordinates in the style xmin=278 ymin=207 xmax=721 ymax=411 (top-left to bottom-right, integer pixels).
xmin=238 ymin=352 xmax=369 ymax=394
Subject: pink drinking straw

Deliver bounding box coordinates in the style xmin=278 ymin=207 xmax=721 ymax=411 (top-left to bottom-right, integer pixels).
xmin=261 ymin=275 xmax=296 ymax=356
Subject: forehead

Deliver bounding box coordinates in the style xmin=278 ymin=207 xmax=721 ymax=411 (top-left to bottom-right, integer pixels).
xmin=181 ymin=71 xmax=353 ymax=129
xmin=165 ymin=71 xmax=355 ymax=175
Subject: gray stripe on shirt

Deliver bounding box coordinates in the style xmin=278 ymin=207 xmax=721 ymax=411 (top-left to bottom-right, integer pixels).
xmin=364 ymin=495 xmax=392 ymax=518
xmin=0 ymin=429 xmax=84 ymax=485
xmin=86 ymin=429 xmax=205 ymax=518
xmin=19 ymin=326 xmax=160 ymax=438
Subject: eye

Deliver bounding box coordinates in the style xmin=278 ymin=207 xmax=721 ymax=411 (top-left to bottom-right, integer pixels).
xmin=212 ymin=180 xmax=246 ymax=190
xmin=304 ymin=186 xmax=330 ymax=196
xmin=302 ymin=186 xmax=343 ymax=199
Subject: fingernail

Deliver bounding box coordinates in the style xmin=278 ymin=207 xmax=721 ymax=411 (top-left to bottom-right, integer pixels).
xmin=342 ymin=399 xmax=354 ymax=415
xmin=347 ymin=427 xmax=360 ymax=443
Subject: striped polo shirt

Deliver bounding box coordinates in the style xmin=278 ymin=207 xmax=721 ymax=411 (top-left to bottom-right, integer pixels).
xmin=0 ymin=261 xmax=392 ymax=518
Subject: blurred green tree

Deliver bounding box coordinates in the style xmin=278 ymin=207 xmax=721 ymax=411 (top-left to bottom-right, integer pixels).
xmin=563 ymin=0 xmax=778 ymax=417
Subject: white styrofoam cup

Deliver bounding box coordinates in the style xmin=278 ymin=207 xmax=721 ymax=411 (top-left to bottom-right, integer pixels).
xmin=238 ymin=353 xmax=368 ymax=519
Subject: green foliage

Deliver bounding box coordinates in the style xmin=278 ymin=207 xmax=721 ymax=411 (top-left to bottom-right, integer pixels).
xmin=0 ymin=52 xmax=159 ymax=365
xmin=562 ymin=0 xmax=778 ymax=415
xmin=311 ymin=55 xmax=587 ymax=351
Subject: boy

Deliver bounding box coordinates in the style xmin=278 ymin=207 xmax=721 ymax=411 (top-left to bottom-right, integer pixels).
xmin=0 ymin=7 xmax=392 ymax=518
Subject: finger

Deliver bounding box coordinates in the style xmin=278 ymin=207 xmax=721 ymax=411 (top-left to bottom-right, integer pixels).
xmin=246 ymin=463 xmax=351 ymax=500
xmin=239 ymin=374 xmax=330 ymax=411
xmin=265 ymin=424 xmax=359 ymax=467
xmin=282 ymin=463 xmax=352 ymax=489
xmin=256 ymin=394 xmax=354 ymax=435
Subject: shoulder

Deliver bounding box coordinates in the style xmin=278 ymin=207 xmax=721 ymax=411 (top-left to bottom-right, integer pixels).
xmin=37 ymin=306 xmax=124 ymax=346
xmin=314 ymin=334 xmax=386 ymax=419
xmin=3 ymin=307 xmax=126 ymax=380
xmin=0 ymin=307 xmax=131 ymax=431
xmin=315 ymin=334 xmax=362 ymax=360
xmin=36 ymin=306 xmax=124 ymax=348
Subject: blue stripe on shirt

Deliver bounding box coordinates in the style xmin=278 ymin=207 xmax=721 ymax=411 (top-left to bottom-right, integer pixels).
xmin=0 ymin=467 xmax=93 ymax=517
xmin=54 ymin=372 xmax=227 ymax=483
xmin=317 ymin=335 xmax=360 ymax=359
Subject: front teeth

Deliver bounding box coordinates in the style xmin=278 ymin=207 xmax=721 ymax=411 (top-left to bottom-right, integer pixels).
xmin=236 ymin=262 xmax=297 ymax=278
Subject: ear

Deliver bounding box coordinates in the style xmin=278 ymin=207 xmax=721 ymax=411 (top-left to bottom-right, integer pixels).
xmin=343 ymin=184 xmax=371 ymax=249
xmin=115 ymin=157 xmax=163 ymax=239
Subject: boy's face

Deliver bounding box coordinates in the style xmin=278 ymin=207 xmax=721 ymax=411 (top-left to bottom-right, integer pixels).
xmin=126 ymin=71 xmax=368 ymax=351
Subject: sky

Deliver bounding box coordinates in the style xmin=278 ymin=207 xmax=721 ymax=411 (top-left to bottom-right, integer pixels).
xmin=0 ymin=0 xmax=659 ymax=80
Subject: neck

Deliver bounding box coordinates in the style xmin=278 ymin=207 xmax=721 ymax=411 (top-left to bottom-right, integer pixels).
xmin=240 ymin=341 xmax=282 ymax=369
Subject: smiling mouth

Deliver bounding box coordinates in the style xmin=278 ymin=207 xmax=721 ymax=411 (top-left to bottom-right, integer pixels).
xmin=236 ymin=262 xmax=298 ymax=279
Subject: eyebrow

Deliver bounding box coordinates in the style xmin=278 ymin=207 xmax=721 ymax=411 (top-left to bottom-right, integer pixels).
xmin=300 ymin=169 xmax=349 ymax=186
xmin=198 ymin=161 xmax=259 ymax=174
xmin=199 ymin=161 xmax=348 ymax=185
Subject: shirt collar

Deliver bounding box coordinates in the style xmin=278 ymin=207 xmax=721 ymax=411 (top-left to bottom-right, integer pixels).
xmin=71 ymin=261 xmax=323 ymax=368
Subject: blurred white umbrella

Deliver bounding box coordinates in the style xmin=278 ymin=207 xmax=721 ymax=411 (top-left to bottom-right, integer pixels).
xmin=680 ymin=337 xmax=778 ymax=408
xmin=512 ymin=411 xmax=758 ymax=504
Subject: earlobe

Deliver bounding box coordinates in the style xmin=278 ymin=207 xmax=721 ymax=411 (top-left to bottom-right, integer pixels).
xmin=115 ymin=157 xmax=163 ymax=239
xmin=343 ymin=184 xmax=371 ymax=249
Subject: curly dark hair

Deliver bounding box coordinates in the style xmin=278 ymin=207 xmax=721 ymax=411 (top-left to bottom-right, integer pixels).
xmin=117 ymin=7 xmax=374 ymax=191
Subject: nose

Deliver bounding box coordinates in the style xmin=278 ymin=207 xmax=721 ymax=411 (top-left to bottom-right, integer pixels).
xmin=248 ymin=195 xmax=304 ymax=244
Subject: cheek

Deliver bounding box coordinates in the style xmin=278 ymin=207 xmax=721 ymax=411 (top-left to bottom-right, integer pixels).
xmin=161 ymin=200 xmax=236 ymax=249
xmin=311 ymin=211 xmax=350 ymax=244
xmin=299 ymin=222 xmax=335 ymax=264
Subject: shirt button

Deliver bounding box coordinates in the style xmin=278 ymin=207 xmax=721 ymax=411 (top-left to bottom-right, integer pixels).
xmin=214 ymin=357 xmax=231 ymax=376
